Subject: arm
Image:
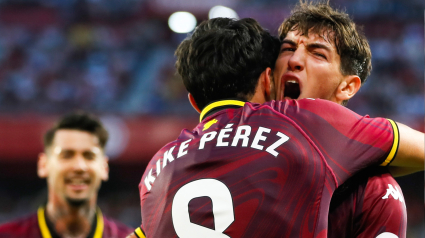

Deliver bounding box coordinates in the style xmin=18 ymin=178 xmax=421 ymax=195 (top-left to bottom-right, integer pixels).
xmin=388 ymin=122 xmax=424 ymax=171
xmin=126 ymin=233 xmax=138 ymax=238
xmin=127 ymin=227 xmax=146 ymax=238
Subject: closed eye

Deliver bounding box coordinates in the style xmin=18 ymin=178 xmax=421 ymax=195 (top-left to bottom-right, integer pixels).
xmin=281 ymin=47 xmax=295 ymax=53
xmin=314 ymin=52 xmax=327 ymax=59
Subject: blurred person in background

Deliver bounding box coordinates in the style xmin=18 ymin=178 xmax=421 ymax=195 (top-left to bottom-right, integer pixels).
xmin=0 ymin=112 xmax=133 ymax=238
xmin=274 ymin=1 xmax=421 ymax=237
xmin=127 ymin=17 xmax=423 ymax=238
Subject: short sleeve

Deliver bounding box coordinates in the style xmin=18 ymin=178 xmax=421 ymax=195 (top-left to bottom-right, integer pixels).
xmin=267 ymin=99 xmax=399 ymax=185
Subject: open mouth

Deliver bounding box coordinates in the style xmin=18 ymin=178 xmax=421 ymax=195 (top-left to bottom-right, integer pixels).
xmin=284 ymin=80 xmax=300 ymax=99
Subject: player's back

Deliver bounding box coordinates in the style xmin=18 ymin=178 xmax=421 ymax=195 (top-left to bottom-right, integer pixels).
xmin=139 ymin=99 xmax=397 ymax=238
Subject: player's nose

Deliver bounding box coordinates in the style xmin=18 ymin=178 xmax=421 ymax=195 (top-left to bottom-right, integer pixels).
xmin=72 ymin=154 xmax=88 ymax=171
xmin=287 ymin=48 xmax=305 ymax=72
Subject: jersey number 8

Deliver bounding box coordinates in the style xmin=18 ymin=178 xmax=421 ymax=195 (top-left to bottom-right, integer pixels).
xmin=172 ymin=179 xmax=234 ymax=238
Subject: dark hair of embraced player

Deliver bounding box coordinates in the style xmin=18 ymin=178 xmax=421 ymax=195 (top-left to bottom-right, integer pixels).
xmin=175 ymin=17 xmax=281 ymax=110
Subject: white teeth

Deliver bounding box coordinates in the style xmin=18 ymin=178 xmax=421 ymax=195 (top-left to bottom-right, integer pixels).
xmin=286 ymin=80 xmax=298 ymax=84
xmin=67 ymin=178 xmax=88 ymax=185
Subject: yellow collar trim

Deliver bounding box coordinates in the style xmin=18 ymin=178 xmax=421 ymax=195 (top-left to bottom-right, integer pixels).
xmin=200 ymin=100 xmax=245 ymax=122
xmin=37 ymin=207 xmax=51 ymax=238
xmin=93 ymin=208 xmax=104 ymax=238
xmin=37 ymin=206 xmax=104 ymax=238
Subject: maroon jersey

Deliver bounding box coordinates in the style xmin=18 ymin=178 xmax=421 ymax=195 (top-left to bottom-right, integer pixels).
xmin=138 ymin=99 xmax=399 ymax=238
xmin=0 ymin=206 xmax=133 ymax=238
xmin=329 ymin=167 xmax=407 ymax=238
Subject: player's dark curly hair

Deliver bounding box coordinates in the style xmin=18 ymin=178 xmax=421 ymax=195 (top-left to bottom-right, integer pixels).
xmin=279 ymin=1 xmax=372 ymax=84
xmin=175 ymin=17 xmax=281 ymax=110
xmin=44 ymin=112 xmax=109 ymax=150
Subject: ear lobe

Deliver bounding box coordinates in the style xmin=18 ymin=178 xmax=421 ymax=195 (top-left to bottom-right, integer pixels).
xmin=336 ymin=75 xmax=361 ymax=102
xmin=188 ymin=93 xmax=201 ymax=113
xmin=37 ymin=153 xmax=48 ymax=178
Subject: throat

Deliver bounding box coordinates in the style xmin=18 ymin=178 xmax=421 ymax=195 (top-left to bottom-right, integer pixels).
xmin=46 ymin=203 xmax=96 ymax=238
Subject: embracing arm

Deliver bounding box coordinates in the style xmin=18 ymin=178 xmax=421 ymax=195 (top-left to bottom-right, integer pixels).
xmin=126 ymin=227 xmax=146 ymax=238
xmin=388 ymin=122 xmax=424 ymax=175
xmin=126 ymin=233 xmax=138 ymax=238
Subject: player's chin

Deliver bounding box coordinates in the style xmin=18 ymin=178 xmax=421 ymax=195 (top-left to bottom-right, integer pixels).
xmin=64 ymin=190 xmax=91 ymax=205
xmin=65 ymin=196 xmax=90 ymax=207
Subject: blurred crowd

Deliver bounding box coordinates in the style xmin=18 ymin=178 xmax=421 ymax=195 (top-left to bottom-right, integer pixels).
xmin=0 ymin=0 xmax=423 ymax=236
xmin=0 ymin=0 xmax=423 ymax=124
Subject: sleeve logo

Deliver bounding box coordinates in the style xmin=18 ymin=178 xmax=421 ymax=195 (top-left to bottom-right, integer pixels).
xmin=382 ymin=184 xmax=404 ymax=203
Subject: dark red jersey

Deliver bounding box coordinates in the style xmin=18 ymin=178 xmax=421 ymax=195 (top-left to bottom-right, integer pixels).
xmin=0 ymin=206 xmax=133 ymax=238
xmin=138 ymin=99 xmax=399 ymax=238
xmin=328 ymin=167 xmax=407 ymax=238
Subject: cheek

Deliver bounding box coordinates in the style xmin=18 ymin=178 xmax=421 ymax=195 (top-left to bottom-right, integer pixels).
xmin=89 ymin=162 xmax=106 ymax=179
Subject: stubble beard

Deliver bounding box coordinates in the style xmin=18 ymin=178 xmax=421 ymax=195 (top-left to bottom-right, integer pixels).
xmin=65 ymin=197 xmax=89 ymax=207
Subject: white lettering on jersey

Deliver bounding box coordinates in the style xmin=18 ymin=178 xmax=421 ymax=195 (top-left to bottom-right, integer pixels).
xmin=265 ymin=132 xmax=290 ymax=157
xmin=178 ymin=139 xmax=192 ymax=158
xmin=144 ymin=168 xmax=156 ymax=191
xmin=251 ymin=127 xmax=271 ymax=150
xmin=199 ymin=131 xmax=218 ymax=150
xmin=156 ymin=160 xmax=161 ymax=176
xmin=146 ymin=125 xmax=291 ymax=191
xmin=163 ymin=146 xmax=176 ymax=169
xmin=382 ymin=184 xmax=404 ymax=203
xmin=217 ymin=124 xmax=234 ymax=147
xmin=231 ymin=125 xmax=251 ymax=147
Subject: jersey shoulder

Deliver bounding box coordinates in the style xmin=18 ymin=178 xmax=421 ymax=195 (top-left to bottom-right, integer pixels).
xmin=0 ymin=213 xmax=40 ymax=237
xmin=102 ymin=215 xmax=134 ymax=237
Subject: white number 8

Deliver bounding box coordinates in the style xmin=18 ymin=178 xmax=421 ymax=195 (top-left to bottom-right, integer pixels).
xmin=375 ymin=233 xmax=398 ymax=238
xmin=172 ymin=179 xmax=234 ymax=238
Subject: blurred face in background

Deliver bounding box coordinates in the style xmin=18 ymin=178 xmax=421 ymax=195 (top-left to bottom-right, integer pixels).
xmin=38 ymin=130 xmax=109 ymax=206
xmin=273 ymin=30 xmax=360 ymax=104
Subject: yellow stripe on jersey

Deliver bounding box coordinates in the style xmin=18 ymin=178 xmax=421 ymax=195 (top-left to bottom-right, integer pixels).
xmin=134 ymin=227 xmax=146 ymax=238
xmin=93 ymin=208 xmax=104 ymax=238
xmin=380 ymin=119 xmax=400 ymax=166
xmin=37 ymin=207 xmax=52 ymax=238
xmin=203 ymin=119 xmax=218 ymax=131
xmin=200 ymin=100 xmax=245 ymax=122
xmin=37 ymin=206 xmax=104 ymax=238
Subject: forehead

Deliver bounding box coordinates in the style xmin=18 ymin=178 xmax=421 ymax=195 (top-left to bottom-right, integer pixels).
xmin=52 ymin=129 xmax=100 ymax=151
xmin=284 ymin=30 xmax=337 ymax=51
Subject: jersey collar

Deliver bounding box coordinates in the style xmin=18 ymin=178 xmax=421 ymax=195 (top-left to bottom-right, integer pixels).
xmin=200 ymin=99 xmax=246 ymax=122
xmin=37 ymin=206 xmax=104 ymax=238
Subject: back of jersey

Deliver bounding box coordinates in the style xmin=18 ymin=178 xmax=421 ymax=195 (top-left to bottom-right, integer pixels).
xmin=139 ymin=100 xmax=331 ymax=238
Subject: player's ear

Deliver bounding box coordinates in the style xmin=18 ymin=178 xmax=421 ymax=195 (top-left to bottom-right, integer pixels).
xmin=335 ymin=75 xmax=361 ymax=103
xmin=251 ymin=67 xmax=272 ymax=104
xmin=263 ymin=67 xmax=273 ymax=101
xmin=188 ymin=93 xmax=201 ymax=113
xmin=101 ymin=156 xmax=109 ymax=181
xmin=37 ymin=152 xmax=48 ymax=178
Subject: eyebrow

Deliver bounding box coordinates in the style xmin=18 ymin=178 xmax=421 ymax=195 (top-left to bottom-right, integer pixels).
xmin=281 ymin=39 xmax=297 ymax=47
xmin=281 ymin=39 xmax=332 ymax=52
xmin=306 ymin=42 xmax=332 ymax=52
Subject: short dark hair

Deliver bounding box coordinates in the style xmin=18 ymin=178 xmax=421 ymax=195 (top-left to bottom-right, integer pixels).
xmin=278 ymin=2 xmax=372 ymax=84
xmin=44 ymin=112 xmax=109 ymax=150
xmin=175 ymin=17 xmax=281 ymax=110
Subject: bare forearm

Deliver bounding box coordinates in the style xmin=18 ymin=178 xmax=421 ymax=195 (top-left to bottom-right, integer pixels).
xmin=390 ymin=122 xmax=424 ymax=169
xmin=126 ymin=233 xmax=138 ymax=238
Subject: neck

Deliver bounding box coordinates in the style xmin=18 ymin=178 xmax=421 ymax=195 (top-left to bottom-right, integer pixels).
xmin=46 ymin=196 xmax=97 ymax=238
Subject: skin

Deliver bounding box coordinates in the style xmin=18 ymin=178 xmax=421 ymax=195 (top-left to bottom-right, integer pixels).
xmin=273 ymin=29 xmax=423 ymax=174
xmin=38 ymin=130 xmax=109 ymax=238
xmin=273 ymin=30 xmax=360 ymax=104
